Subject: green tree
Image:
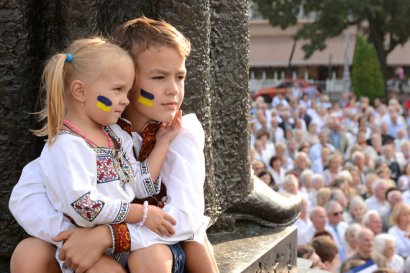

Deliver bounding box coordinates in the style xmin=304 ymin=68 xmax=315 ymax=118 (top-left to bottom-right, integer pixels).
xmin=352 ymin=35 xmax=384 ymax=103
xmin=254 ymin=0 xmax=410 ymax=100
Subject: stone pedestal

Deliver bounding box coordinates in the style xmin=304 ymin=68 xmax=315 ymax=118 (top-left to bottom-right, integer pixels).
xmin=209 ymin=225 xmax=297 ymax=273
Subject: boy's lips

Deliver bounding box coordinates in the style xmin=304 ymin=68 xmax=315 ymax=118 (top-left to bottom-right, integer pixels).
xmin=162 ymin=101 xmax=178 ymax=109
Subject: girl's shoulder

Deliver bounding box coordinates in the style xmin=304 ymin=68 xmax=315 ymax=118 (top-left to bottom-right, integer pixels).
xmin=39 ymin=130 xmax=96 ymax=164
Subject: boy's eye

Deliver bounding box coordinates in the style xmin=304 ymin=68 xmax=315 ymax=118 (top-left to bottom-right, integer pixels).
xmin=153 ymin=76 xmax=164 ymax=80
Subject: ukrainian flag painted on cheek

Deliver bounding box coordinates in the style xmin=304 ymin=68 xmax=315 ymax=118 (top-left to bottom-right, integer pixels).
xmin=137 ymin=89 xmax=154 ymax=107
xmin=96 ymin=95 xmax=112 ymax=112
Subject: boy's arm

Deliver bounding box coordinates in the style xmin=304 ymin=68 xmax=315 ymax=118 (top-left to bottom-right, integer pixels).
xmin=9 ymin=155 xmax=130 ymax=272
xmin=9 ymin=158 xmax=74 ymax=247
xmin=126 ymin=114 xmax=209 ymax=250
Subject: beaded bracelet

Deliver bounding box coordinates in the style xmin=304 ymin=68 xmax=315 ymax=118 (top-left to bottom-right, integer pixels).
xmin=105 ymin=224 xmax=115 ymax=255
xmin=138 ymin=201 xmax=149 ymax=227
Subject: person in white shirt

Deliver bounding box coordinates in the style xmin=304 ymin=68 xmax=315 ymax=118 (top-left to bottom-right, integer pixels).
xmin=374 ymin=233 xmax=404 ymax=273
xmin=10 ymin=37 xmax=184 ymax=273
xmin=9 ymin=17 xmax=218 ymax=273
xmin=298 ymin=206 xmax=327 ymax=245
xmin=365 ymin=179 xmax=391 ymax=220
xmin=388 ymin=202 xmax=410 ymax=257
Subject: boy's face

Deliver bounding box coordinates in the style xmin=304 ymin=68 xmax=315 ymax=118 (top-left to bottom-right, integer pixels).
xmin=127 ymin=46 xmax=186 ymax=131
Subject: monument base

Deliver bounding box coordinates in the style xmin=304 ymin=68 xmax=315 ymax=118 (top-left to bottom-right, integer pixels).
xmin=209 ymin=223 xmax=297 ymax=273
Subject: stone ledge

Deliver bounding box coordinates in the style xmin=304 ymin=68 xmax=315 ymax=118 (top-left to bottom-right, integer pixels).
xmin=209 ymin=224 xmax=297 ymax=273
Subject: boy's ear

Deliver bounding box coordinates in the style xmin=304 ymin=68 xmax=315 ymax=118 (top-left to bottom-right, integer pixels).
xmin=70 ymin=80 xmax=86 ymax=103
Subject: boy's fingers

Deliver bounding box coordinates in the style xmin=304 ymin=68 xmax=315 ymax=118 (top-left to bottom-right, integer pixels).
xmin=164 ymin=213 xmax=177 ymax=225
xmin=53 ymin=229 xmax=74 ymax=242
xmin=162 ymin=222 xmax=176 ymax=236
xmin=59 ymin=248 xmax=66 ymax=260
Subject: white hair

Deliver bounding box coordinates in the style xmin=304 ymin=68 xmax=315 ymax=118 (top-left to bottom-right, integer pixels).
xmin=362 ymin=210 xmax=381 ymax=225
xmin=344 ymin=223 xmax=362 ymax=241
xmin=349 ymin=196 xmax=367 ymax=214
xmin=311 ymin=174 xmax=324 ymax=186
xmin=300 ymin=169 xmax=314 ymax=186
xmin=372 ymin=179 xmax=387 ymax=193
xmin=374 ymin=233 xmax=396 ymax=254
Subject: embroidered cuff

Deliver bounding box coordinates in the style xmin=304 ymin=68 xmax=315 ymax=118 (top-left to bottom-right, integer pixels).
xmin=140 ymin=160 xmax=162 ymax=195
xmin=111 ymin=223 xmax=131 ymax=253
xmin=112 ymin=201 xmax=130 ymax=223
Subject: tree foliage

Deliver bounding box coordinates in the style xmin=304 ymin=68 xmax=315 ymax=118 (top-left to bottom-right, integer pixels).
xmin=352 ymin=35 xmax=384 ymax=103
xmin=254 ymin=0 xmax=410 ymax=98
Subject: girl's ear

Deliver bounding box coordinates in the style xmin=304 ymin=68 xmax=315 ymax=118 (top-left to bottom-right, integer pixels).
xmin=70 ymin=80 xmax=86 ymax=103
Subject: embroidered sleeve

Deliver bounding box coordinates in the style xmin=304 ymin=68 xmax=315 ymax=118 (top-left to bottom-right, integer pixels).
xmin=39 ymin=135 xmax=130 ymax=227
xmin=108 ymin=124 xmax=162 ymax=198
xmin=110 ymin=223 xmax=131 ymax=253
xmin=133 ymin=160 xmax=162 ymax=197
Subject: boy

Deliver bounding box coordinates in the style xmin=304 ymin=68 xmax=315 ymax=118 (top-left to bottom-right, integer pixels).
xmin=9 ymin=17 xmax=218 ymax=273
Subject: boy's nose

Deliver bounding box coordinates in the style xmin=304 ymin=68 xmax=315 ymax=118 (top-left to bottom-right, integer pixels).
xmin=166 ymin=81 xmax=179 ymax=95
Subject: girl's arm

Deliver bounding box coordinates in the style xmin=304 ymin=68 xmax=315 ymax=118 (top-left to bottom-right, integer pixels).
xmin=109 ymin=111 xmax=181 ymax=198
xmin=146 ymin=110 xmax=182 ymax=182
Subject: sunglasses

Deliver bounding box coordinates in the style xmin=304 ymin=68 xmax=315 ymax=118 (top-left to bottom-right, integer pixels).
xmin=332 ymin=211 xmax=343 ymax=216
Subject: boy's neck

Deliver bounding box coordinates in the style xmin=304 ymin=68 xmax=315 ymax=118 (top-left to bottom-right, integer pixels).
xmin=122 ymin=110 xmax=152 ymax=135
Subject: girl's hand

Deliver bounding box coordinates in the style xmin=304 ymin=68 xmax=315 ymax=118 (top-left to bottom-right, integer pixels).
xmin=143 ymin=205 xmax=176 ymax=237
xmin=156 ymin=110 xmax=182 ymax=145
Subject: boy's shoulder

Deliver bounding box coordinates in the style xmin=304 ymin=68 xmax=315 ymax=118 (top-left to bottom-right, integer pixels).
xmin=174 ymin=113 xmax=204 ymax=148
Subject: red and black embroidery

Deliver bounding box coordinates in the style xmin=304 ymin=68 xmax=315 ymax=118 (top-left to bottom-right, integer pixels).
xmin=71 ymin=192 xmax=105 ymax=222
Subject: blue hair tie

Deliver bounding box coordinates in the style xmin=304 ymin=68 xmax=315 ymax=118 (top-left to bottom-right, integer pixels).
xmin=65 ymin=53 xmax=73 ymax=63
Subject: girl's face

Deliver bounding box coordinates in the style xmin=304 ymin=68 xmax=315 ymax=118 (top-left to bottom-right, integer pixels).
xmin=82 ymin=59 xmax=134 ymax=126
xmin=272 ymin=159 xmax=282 ymax=169
xmin=351 ymin=204 xmax=365 ymax=220
xmin=260 ymin=173 xmax=272 ymax=185
xmin=398 ymin=210 xmax=410 ymax=228
xmin=346 ymin=230 xmax=357 ymax=245
xmin=126 ymin=46 xmax=186 ymax=132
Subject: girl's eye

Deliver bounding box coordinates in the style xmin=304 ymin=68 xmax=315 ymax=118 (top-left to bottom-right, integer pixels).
xmin=153 ymin=76 xmax=164 ymax=80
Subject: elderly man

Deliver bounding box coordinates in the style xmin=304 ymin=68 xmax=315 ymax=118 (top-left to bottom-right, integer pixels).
xmin=325 ymin=200 xmax=348 ymax=262
xmin=363 ymin=210 xmax=384 ymax=235
xmin=365 ymin=179 xmax=391 ymax=220
xmin=297 ymin=206 xmax=327 ymax=245
xmin=341 ymin=227 xmax=386 ymax=272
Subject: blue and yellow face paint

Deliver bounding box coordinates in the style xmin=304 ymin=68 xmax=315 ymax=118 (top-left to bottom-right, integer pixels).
xmin=137 ymin=89 xmax=154 ymax=107
xmin=96 ymin=95 xmax=112 ymax=112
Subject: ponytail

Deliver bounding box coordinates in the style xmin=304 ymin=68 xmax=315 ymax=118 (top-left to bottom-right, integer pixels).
xmin=33 ymin=53 xmax=68 ymax=143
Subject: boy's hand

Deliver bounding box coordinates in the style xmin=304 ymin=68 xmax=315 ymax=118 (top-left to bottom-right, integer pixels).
xmin=53 ymin=225 xmax=111 ymax=273
xmin=156 ymin=110 xmax=182 ymax=145
xmin=144 ymin=205 xmax=176 ymax=237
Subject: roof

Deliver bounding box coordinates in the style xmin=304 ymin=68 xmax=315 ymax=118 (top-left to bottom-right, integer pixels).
xmin=249 ymin=21 xmax=410 ymax=67
xmin=249 ymin=34 xmax=357 ymax=67
xmin=291 ymin=35 xmax=356 ymax=66
xmin=388 ymin=42 xmax=410 ymax=66
xmin=249 ymin=36 xmax=295 ymax=67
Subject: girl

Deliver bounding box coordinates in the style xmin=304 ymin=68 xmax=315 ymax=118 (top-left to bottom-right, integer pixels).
xmin=31 ymin=37 xmax=180 ymax=272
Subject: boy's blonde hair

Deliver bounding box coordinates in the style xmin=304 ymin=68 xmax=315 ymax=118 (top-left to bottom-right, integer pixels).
xmin=112 ymin=16 xmax=191 ymax=61
xmin=34 ymin=37 xmax=133 ymax=143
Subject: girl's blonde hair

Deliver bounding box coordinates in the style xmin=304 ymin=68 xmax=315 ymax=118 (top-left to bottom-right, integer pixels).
xmin=33 ymin=37 xmax=133 ymax=143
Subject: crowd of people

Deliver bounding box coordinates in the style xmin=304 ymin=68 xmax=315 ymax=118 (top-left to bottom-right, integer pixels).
xmin=250 ymin=84 xmax=410 ymax=273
